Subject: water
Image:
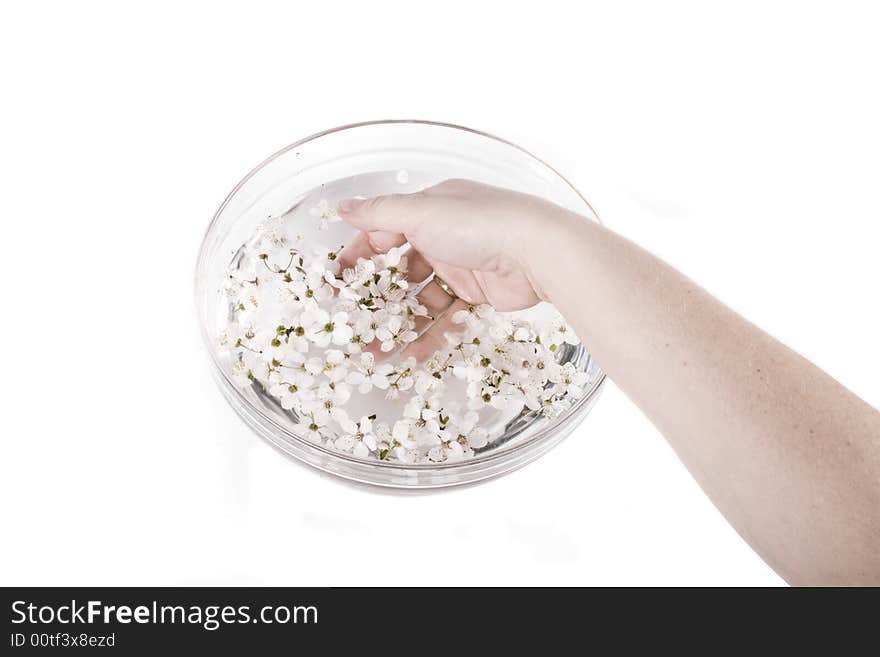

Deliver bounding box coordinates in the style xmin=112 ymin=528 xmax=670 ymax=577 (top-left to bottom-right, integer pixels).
xmin=226 ymin=170 xmax=593 ymax=458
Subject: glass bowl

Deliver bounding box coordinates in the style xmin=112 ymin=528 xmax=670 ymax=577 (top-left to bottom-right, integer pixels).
xmin=195 ymin=120 xmax=605 ymax=488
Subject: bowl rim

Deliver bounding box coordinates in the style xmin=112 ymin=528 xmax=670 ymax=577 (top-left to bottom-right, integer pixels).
xmin=195 ymin=118 xmax=607 ymax=471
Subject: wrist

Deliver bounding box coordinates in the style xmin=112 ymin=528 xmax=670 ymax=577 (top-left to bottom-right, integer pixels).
xmin=517 ymin=207 xmax=593 ymax=304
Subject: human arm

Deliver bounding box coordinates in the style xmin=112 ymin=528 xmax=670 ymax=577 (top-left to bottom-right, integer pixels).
xmin=338 ymin=179 xmax=880 ymax=585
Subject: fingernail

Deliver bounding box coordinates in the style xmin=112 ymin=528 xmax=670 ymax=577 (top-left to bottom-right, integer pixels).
xmin=337 ymin=198 xmax=362 ymax=214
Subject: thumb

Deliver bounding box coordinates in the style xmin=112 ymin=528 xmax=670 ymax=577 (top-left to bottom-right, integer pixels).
xmin=337 ymin=192 xmax=428 ymax=234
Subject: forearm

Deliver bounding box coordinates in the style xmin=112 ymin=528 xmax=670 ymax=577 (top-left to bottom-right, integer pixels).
xmin=526 ymin=211 xmax=880 ymax=585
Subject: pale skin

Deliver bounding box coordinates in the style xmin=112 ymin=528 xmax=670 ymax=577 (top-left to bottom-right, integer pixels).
xmin=337 ymin=179 xmax=880 ymax=586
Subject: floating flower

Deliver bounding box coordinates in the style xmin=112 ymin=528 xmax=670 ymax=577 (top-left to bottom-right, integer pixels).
xmin=309 ymin=199 xmax=342 ymax=231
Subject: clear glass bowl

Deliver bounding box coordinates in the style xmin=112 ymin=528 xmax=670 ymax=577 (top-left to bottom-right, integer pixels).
xmin=195 ymin=120 xmax=605 ymax=488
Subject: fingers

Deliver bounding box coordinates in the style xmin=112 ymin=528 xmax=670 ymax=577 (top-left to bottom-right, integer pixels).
xmin=334 ymin=225 xmax=463 ymax=362
xmin=407 ymin=252 xmax=457 ymax=327
xmin=417 ymin=280 xmax=456 ymax=319
xmin=402 ymin=298 xmax=470 ymax=361
xmin=337 ymin=231 xmax=435 ymax=283
xmin=404 ymin=248 xmax=433 ymax=284
xmin=408 ymin=278 xmax=457 ymax=344
xmin=337 ymin=230 xmax=406 ymax=270
xmin=337 ymin=192 xmax=428 ymax=234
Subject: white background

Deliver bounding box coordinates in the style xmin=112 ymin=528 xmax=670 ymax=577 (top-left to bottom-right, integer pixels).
xmin=2 ymin=1 xmax=877 ymax=586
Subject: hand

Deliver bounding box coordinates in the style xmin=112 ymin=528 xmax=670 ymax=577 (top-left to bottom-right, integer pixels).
xmin=341 ymin=179 xmax=880 ymax=586
xmin=336 ymin=179 xmax=563 ymax=359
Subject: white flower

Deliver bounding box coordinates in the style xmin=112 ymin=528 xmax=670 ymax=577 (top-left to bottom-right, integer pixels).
xmin=229 ymin=358 xmax=253 ymax=388
xmin=377 ymin=246 xmax=406 ymax=272
xmin=445 ymin=439 xmax=466 ymax=462
xmin=339 ymin=257 xmax=376 ymax=290
xmin=349 ymin=311 xmax=377 ymax=351
xmin=451 ymin=303 xmax=495 ymax=327
xmin=320 ymin=348 xmax=349 ymax=382
xmin=423 ymin=350 xmax=454 ymax=377
xmin=403 ymin=395 xmax=443 ymax=438
xmin=552 ymin=362 xmax=589 ymax=398
xmin=283 ymin=259 xmax=327 ymax=297
xmin=273 ymin=348 xmax=311 ymax=375
xmin=304 ymin=355 xmax=325 ymax=377
xmin=400 ymin=296 xmax=429 ymax=319
xmin=279 ymin=319 xmax=310 ymax=353
xmin=270 ymin=377 xmax=315 ymax=411
xmin=345 ymin=352 xmax=379 ymax=393
xmin=413 ymin=370 xmax=444 ymax=396
xmin=306 ymin=309 xmax=353 ymax=347
xmin=383 ymin=358 xmax=416 ymax=400
xmin=332 ymin=410 xmax=378 ymax=458
xmin=369 ymin=272 xmax=408 ymax=307
xmin=309 ymin=199 xmax=342 ymax=230
xmin=294 ymin=412 xmax=330 ymax=444
xmin=540 ymin=394 xmax=570 ymax=418
xmin=375 ymin=314 xmax=418 ymax=352
xmin=315 ymin=245 xmax=344 ymax=273
xmin=254 ymin=215 xmax=296 ymax=251
xmin=451 ymin=353 xmax=488 ymax=382
xmin=316 ymin=381 xmax=351 ymax=412
xmin=540 ymin=319 xmax=579 ymax=350
xmin=392 ymin=419 xmax=419 ymax=450
xmin=448 ymin=411 xmax=489 ymax=450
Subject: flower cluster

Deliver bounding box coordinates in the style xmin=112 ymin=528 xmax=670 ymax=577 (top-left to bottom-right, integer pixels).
xmin=219 ymin=203 xmax=588 ymax=463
